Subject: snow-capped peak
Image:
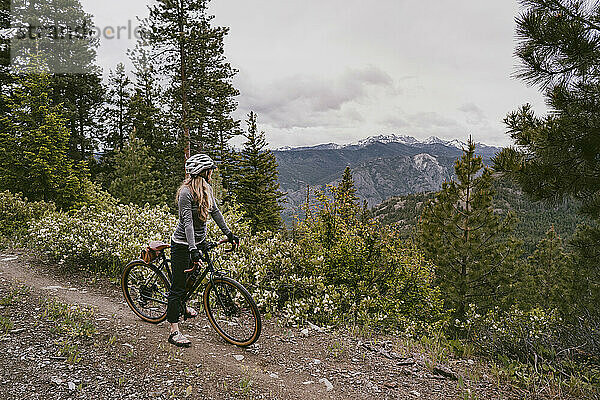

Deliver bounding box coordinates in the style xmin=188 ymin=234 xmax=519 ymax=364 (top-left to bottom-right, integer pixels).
xmin=275 ymin=145 xmax=294 ymax=151
xmin=351 ymin=134 xmax=419 ymax=147
xmin=274 ymin=134 xmax=490 ymax=152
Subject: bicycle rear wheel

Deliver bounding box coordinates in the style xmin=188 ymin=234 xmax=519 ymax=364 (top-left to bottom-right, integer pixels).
xmin=122 ymin=261 xmax=170 ymax=324
xmin=203 ymin=277 xmax=261 ymax=347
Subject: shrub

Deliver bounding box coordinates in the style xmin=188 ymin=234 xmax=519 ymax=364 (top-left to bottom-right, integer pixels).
xmin=464 ymin=306 xmax=562 ymax=364
xmin=0 ymin=191 xmax=55 ymax=242
xmin=27 ymin=201 xmax=177 ymax=275
xmin=464 ymin=305 xmax=600 ymax=394
xmin=278 ymin=186 xmax=445 ymax=334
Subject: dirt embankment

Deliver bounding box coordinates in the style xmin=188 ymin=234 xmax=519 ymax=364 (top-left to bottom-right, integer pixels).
xmin=0 ymin=250 xmax=522 ymax=399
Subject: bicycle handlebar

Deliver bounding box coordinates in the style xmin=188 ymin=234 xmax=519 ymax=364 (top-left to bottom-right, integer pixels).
xmin=184 ymin=238 xmax=238 ymax=273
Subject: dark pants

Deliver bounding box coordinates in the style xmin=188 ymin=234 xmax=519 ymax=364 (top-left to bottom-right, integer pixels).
xmin=167 ymin=241 xmax=189 ymax=323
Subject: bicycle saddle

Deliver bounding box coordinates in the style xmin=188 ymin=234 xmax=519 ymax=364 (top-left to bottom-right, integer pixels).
xmin=148 ymin=241 xmax=170 ymax=251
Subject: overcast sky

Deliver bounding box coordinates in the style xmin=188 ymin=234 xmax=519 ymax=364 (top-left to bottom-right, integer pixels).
xmin=81 ymin=0 xmax=547 ymax=148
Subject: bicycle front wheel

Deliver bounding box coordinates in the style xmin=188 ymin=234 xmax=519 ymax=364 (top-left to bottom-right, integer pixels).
xmin=203 ymin=277 xmax=261 ymax=347
xmin=122 ymin=261 xmax=170 ymax=324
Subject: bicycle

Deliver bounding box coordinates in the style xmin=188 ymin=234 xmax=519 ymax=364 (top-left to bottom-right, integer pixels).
xmin=121 ymin=239 xmax=261 ymax=347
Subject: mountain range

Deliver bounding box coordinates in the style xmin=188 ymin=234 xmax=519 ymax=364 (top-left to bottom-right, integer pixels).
xmin=273 ymin=134 xmax=502 ymax=221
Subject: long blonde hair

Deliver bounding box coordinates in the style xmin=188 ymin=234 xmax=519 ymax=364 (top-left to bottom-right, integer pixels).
xmin=176 ymin=170 xmax=212 ymax=221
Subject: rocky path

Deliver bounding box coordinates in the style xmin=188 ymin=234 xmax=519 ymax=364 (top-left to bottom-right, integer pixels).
xmin=0 ymin=251 xmax=521 ymax=399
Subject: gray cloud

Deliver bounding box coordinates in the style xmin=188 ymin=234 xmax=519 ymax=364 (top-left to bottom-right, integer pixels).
xmin=238 ymin=66 xmax=395 ymax=129
xmin=407 ymin=112 xmax=459 ymax=129
xmin=82 ymin=0 xmax=549 ymax=148
xmin=458 ymin=102 xmax=487 ymax=124
xmin=382 ymin=115 xmax=409 ymax=129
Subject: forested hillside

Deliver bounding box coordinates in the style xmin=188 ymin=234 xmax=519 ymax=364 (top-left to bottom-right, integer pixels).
xmin=372 ymin=177 xmax=586 ymax=253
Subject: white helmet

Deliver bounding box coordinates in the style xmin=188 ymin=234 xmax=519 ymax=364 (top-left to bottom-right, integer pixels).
xmin=185 ymin=154 xmax=216 ymax=176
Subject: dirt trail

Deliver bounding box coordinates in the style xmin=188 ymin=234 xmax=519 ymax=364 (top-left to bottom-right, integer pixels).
xmin=0 ymin=251 xmax=521 ymax=399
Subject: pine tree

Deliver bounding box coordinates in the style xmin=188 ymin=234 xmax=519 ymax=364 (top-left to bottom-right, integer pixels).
xmin=10 ymin=0 xmax=104 ymax=162
xmin=0 ymin=0 xmax=11 ymax=116
xmin=235 ymin=112 xmax=285 ymax=233
xmin=108 ymin=134 xmax=167 ymax=207
xmin=139 ymin=0 xmax=240 ymax=161
xmin=418 ymin=138 xmax=521 ymax=321
xmin=494 ymin=0 xmax=600 ymax=218
xmin=493 ymin=0 xmax=600 ymax=320
xmin=127 ymin=46 xmax=169 ymax=153
xmin=568 ymin=224 xmax=600 ymax=316
xmin=515 ymin=226 xmax=572 ymax=312
xmin=124 ymin=44 xmax=182 ymax=207
xmin=0 ymin=57 xmax=88 ymax=209
xmin=332 ymin=166 xmax=360 ymax=222
xmin=105 ymin=63 xmax=132 ymax=152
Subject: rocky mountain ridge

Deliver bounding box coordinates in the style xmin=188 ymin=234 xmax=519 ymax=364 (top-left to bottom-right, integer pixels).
xmin=273 ymin=134 xmax=502 ymax=221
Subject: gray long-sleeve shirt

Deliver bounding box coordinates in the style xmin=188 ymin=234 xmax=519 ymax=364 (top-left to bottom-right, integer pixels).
xmin=171 ymin=185 xmax=231 ymax=251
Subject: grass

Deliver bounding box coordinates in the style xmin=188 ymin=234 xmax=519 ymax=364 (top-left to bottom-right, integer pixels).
xmin=328 ymin=339 xmax=347 ymax=359
xmin=0 ymin=315 xmax=13 ymax=333
xmin=238 ymin=366 xmax=253 ymax=397
xmin=0 ymin=285 xmax=30 ymax=306
xmin=43 ymin=299 xmax=96 ymax=338
xmin=58 ymin=340 xmax=81 ymax=364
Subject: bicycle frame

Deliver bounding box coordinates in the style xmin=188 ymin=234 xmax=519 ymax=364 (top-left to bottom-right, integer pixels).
xmin=153 ymin=248 xmax=224 ymax=306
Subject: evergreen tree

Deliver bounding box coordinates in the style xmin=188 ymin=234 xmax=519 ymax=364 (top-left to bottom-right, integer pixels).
xmin=105 ymin=63 xmax=132 ymax=152
xmin=418 ymin=138 xmax=521 ymax=321
xmin=0 ymin=0 xmax=11 ymax=116
xmin=493 ymin=0 xmax=600 ymax=320
xmin=0 ymin=58 xmax=88 ymax=209
xmin=568 ymin=224 xmax=600 ymax=316
xmin=139 ymin=0 xmax=240 ymax=161
xmin=494 ymin=0 xmax=600 ymax=218
xmin=11 ymin=0 xmax=104 ymax=162
xmin=515 ymin=226 xmax=572 ymax=312
xmin=127 ymin=46 xmax=170 ymax=153
xmin=332 ymin=166 xmax=360 ymax=222
xmin=235 ymin=112 xmax=285 ymax=233
xmin=108 ymin=134 xmax=167 ymax=207
xmin=121 ymin=44 xmax=183 ymax=211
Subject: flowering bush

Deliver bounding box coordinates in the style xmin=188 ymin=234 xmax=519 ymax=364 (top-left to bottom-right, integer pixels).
xmin=0 ymin=191 xmax=55 ymax=242
xmin=463 ymin=305 xmax=562 ymax=364
xmin=218 ymin=231 xmax=333 ymax=326
xmin=24 ymin=185 xmax=443 ymax=333
xmin=276 ymin=187 xmax=445 ymax=333
xmin=463 ymin=305 xmax=600 ymax=393
xmin=27 ymin=201 xmax=177 ymax=274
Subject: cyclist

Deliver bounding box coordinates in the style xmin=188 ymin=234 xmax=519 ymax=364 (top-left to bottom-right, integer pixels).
xmin=168 ymin=153 xmax=240 ymax=347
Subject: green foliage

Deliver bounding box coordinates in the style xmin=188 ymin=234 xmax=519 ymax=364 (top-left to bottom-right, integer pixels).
xmin=107 ymin=135 xmax=168 ymax=207
xmin=235 ymin=112 xmax=285 ymax=233
xmin=289 ymin=171 xmax=444 ymax=333
xmin=568 ymin=223 xmax=600 ymax=317
xmin=27 ymin=200 xmax=176 ymax=275
xmin=494 ymin=1 xmax=600 ymax=267
xmin=372 ymin=177 xmax=585 ymax=255
xmin=0 ymin=0 xmax=10 ymax=117
xmin=333 ymin=166 xmax=360 ymax=222
xmin=492 ymin=177 xmax=586 ymax=254
xmin=464 ymin=306 xmax=562 ymax=365
xmin=464 ymin=305 xmax=600 ymax=397
xmin=43 ymin=300 xmax=96 ymax=338
xmin=514 ymin=227 xmax=573 ymax=313
xmin=417 ymin=138 xmax=521 ymax=321
xmin=104 ymin=62 xmax=132 ymax=152
xmin=0 ymin=61 xmax=89 ymax=209
xmin=0 ymin=191 xmax=55 ymax=240
xmin=139 ymin=0 xmax=240 ymax=159
xmin=10 ymin=0 xmax=105 ymax=161
xmin=0 ymin=315 xmax=13 ymax=333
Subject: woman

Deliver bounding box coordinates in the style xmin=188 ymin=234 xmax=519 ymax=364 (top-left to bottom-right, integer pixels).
xmin=168 ymin=153 xmax=239 ymax=347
